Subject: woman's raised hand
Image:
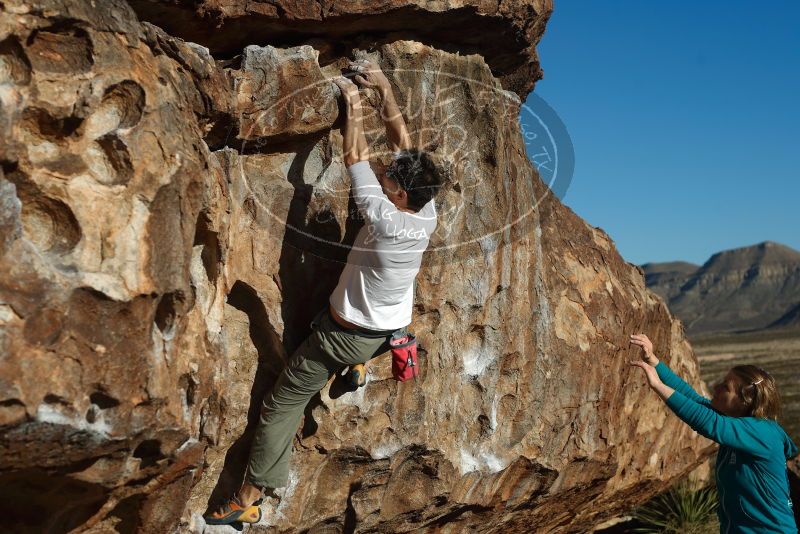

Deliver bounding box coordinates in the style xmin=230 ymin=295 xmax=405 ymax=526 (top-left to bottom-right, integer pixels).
xmin=629 ymin=333 xmax=659 ymax=366
xmin=629 ymin=360 xmax=663 ymax=389
xmin=628 ymin=334 xmax=675 ymax=401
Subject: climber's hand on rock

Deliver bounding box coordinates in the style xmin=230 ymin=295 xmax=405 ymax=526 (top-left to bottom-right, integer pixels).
xmin=629 ymin=359 xmax=662 ymax=389
xmin=332 ymin=76 xmax=361 ymax=109
xmin=629 ymin=333 xmax=659 ymax=366
xmin=348 ymin=59 xmax=390 ymax=93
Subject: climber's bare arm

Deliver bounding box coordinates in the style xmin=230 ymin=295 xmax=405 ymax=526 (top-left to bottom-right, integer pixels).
xmin=349 ymin=59 xmax=412 ymax=152
xmin=333 ymin=76 xmax=370 ymax=166
xmin=377 ymin=83 xmax=412 ymax=152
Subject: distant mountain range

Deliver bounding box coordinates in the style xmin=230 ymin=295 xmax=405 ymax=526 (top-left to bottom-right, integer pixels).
xmin=641 ymin=241 xmax=800 ymax=336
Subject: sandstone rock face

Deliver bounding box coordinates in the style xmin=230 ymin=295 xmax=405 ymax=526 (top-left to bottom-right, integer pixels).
xmin=235 ymin=45 xmax=339 ymax=143
xmin=127 ymin=0 xmax=554 ymax=99
xmin=0 ymin=1 xmax=226 ymax=531
xmin=0 ymin=1 xmax=712 ymax=533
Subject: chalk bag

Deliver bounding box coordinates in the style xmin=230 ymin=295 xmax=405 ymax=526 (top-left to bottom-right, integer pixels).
xmin=389 ymin=333 xmax=418 ymax=382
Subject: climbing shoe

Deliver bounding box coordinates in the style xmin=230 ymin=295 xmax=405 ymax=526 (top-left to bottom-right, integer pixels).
xmin=204 ymin=497 xmax=263 ymax=525
xmin=347 ymin=364 xmax=367 ymax=388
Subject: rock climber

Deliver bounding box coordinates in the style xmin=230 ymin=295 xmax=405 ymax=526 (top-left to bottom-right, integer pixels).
xmin=204 ymin=58 xmax=444 ymax=525
xmin=628 ymin=333 xmax=798 ymax=533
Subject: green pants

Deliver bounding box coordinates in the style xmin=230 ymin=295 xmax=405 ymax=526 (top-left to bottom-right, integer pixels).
xmin=245 ymin=307 xmax=400 ymax=489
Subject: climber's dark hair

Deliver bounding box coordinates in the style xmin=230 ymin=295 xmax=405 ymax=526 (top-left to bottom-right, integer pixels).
xmin=384 ymin=148 xmax=443 ymax=211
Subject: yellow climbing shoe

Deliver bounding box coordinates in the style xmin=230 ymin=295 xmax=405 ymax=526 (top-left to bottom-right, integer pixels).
xmin=204 ymin=497 xmax=262 ymax=525
xmin=347 ymin=364 xmax=367 ymax=388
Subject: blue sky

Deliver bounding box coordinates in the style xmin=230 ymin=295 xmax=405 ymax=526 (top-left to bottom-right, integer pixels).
xmin=527 ymin=0 xmax=800 ymax=266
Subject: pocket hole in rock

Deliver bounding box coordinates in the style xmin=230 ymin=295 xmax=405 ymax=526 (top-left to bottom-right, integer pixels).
xmin=95 ymin=134 xmax=133 ymax=185
xmin=178 ymin=373 xmax=197 ymax=407
xmin=8 ymin=171 xmax=82 ymax=254
xmin=0 ymin=36 xmax=32 ymax=85
xmin=132 ymin=439 xmax=164 ymax=469
xmin=0 ymin=399 xmax=26 ymax=425
xmin=102 ymin=80 xmax=145 ymax=129
xmin=193 ymin=210 xmax=220 ymax=283
xmin=21 ymin=196 xmax=82 ymax=253
xmin=20 ymin=107 xmax=83 ymax=142
xmin=89 ymin=391 xmax=119 ymax=410
xmin=154 ymin=291 xmax=184 ymax=336
xmin=43 ymin=394 xmax=70 ymax=406
xmin=477 ymin=414 xmax=492 ymax=437
xmin=25 ymin=25 xmax=93 ymax=74
xmin=41 ymin=154 xmax=88 ymax=176
xmin=84 ymin=80 xmax=146 ymax=138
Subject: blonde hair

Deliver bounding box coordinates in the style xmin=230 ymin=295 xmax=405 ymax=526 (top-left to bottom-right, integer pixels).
xmin=730 ymin=365 xmax=782 ymax=421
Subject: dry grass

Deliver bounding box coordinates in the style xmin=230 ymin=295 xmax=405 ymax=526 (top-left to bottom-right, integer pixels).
xmin=691 ymin=329 xmax=800 ymax=442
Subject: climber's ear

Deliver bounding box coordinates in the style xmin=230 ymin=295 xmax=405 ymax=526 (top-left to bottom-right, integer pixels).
xmin=397 ymin=186 xmax=409 ymax=202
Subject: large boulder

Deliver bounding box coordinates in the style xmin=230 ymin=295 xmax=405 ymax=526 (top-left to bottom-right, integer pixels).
xmin=0 ymin=1 xmax=713 ymax=533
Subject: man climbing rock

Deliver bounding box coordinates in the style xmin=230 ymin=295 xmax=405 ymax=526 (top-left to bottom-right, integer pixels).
xmin=205 ymin=58 xmax=444 ymax=525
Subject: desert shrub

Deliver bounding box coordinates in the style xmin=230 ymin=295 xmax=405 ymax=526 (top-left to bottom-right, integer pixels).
xmin=632 ymin=482 xmax=719 ymax=533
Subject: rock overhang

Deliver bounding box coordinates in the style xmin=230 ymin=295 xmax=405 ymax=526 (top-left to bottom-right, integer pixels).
xmin=127 ymin=0 xmax=554 ymax=99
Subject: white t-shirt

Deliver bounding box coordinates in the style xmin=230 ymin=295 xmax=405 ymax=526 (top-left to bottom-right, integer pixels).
xmin=329 ymin=160 xmax=438 ymax=330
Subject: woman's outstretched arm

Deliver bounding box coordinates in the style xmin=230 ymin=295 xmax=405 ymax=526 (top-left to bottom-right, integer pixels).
xmin=629 ymin=340 xmax=774 ymax=458
xmin=655 ymin=362 xmax=712 ymax=406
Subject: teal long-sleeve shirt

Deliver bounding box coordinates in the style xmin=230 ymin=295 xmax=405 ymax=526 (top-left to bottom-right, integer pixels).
xmin=656 ymin=362 xmax=798 ymax=533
